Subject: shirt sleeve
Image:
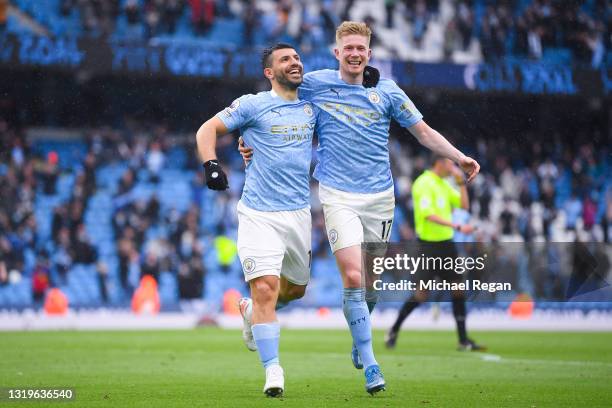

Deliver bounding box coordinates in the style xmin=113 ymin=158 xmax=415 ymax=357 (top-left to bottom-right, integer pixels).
xmin=215 ymin=94 xmax=256 ymax=132
xmin=445 ymin=181 xmax=462 ymax=209
xmin=384 ymin=80 xmax=423 ymax=128
xmin=298 ymin=72 xmax=315 ymax=102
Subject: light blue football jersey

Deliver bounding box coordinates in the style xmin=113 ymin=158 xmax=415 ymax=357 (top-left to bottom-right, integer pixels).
xmin=217 ymin=90 xmax=316 ymax=212
xmin=300 ymin=69 xmax=423 ymax=193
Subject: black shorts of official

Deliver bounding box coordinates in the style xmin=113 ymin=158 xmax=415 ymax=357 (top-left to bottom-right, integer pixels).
xmin=415 ymin=238 xmax=463 ymax=284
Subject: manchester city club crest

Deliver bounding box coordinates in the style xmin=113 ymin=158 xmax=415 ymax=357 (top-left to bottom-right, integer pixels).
xmin=368 ymin=91 xmax=381 ymax=104
xmin=242 ymin=258 xmax=256 ymax=274
xmin=329 ymin=229 xmax=338 ymax=244
xmin=303 ymin=104 xmax=313 ymax=116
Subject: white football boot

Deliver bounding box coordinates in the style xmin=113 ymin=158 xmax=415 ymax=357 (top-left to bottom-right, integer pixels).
xmin=263 ymin=365 xmax=284 ymax=397
xmin=238 ymin=297 xmax=257 ymax=351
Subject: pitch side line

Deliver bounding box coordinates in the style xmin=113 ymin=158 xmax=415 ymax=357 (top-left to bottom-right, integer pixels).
xmin=302 ymin=352 xmax=612 ymax=368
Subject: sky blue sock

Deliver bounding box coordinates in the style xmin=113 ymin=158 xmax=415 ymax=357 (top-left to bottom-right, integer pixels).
xmin=343 ymin=288 xmax=377 ymax=369
xmin=252 ymin=322 xmax=280 ymax=369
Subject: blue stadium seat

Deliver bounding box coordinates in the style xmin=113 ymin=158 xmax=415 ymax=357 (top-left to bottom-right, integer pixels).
xmin=159 ymin=271 xmax=178 ymax=307
xmin=207 ymin=18 xmax=244 ymax=47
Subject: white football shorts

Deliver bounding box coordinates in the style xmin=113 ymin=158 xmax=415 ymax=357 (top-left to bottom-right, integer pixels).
xmin=318 ymin=183 xmax=395 ymax=253
xmin=237 ymin=200 xmax=312 ymax=285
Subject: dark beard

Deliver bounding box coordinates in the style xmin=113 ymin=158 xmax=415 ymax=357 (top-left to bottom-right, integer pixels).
xmin=277 ymin=74 xmax=302 ymax=90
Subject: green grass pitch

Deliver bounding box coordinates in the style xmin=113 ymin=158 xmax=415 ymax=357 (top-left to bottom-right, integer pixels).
xmin=1 ymin=328 xmax=611 ymax=407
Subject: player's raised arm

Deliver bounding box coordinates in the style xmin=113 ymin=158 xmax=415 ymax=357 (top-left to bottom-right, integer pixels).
xmin=195 ymin=116 xmax=230 ymax=190
xmin=408 ymin=120 xmax=480 ymax=182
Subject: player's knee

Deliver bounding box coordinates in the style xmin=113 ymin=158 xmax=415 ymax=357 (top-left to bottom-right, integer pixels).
xmin=251 ymin=279 xmax=278 ymax=304
xmin=344 ymin=269 xmax=363 ymax=288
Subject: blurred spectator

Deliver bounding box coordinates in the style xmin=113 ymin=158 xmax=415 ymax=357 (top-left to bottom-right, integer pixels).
xmin=141 ymin=250 xmax=160 ymax=282
xmin=167 ymin=0 xmax=184 ymax=33
xmin=214 ymin=225 xmax=237 ymax=274
xmin=320 ymin=0 xmax=339 ymax=43
xmin=190 ymin=0 xmax=215 ymax=35
xmin=97 ymin=262 xmax=109 ymax=303
xmin=178 ymin=244 xmax=205 ymax=299
xmin=363 ymin=16 xmax=381 ymax=49
xmin=53 ymin=227 xmax=72 ymax=285
xmin=117 ymin=226 xmax=138 ymax=291
xmin=261 ymin=0 xmax=293 ymax=44
xmin=409 ymin=0 xmax=430 ymax=49
xmin=528 ymin=25 xmax=544 ymax=59
xmin=385 ymin=0 xmax=397 ymax=28
xmin=82 ymin=152 xmax=98 ymax=198
xmin=72 ymin=223 xmax=98 ymax=265
xmin=298 ymin=3 xmax=326 ymax=53
xmin=455 ymin=1 xmax=473 ymax=50
xmin=32 ymin=252 xmax=51 ymax=303
xmin=480 ymin=5 xmax=510 ymax=60
xmin=0 ymin=0 xmax=7 ymax=34
xmin=146 ymin=140 xmax=165 ymax=183
xmin=0 ymin=259 xmax=7 ymax=286
xmin=125 ymin=0 xmax=142 ymax=38
xmin=443 ymin=18 xmax=460 ymax=60
xmin=116 ymin=168 xmax=136 ymax=197
xmin=242 ymin=0 xmax=259 ymax=47
xmin=144 ymin=0 xmax=162 ymax=38
xmin=582 ymin=194 xmax=597 ymax=231
xmin=603 ymin=196 xmax=612 ymax=243
xmin=125 ymin=0 xmax=140 ymax=24
xmin=37 ymin=151 xmax=59 ymax=195
xmin=564 ymin=193 xmax=583 ymax=231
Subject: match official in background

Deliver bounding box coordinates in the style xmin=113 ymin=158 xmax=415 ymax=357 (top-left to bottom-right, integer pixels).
xmin=385 ymin=155 xmax=486 ymax=351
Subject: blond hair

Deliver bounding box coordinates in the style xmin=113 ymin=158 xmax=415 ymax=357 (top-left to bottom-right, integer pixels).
xmin=335 ymin=21 xmax=371 ymax=45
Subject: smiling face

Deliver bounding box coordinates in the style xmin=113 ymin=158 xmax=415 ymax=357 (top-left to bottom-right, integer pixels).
xmin=335 ymin=34 xmax=371 ymax=81
xmin=264 ymin=47 xmax=303 ymax=90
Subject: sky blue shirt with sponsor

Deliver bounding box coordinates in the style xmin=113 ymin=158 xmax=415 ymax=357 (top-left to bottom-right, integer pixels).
xmin=216 ymin=90 xmax=316 ymax=212
xmin=300 ymin=69 xmax=423 ymax=193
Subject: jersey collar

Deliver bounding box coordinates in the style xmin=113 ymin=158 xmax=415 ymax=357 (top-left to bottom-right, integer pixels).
xmin=270 ymin=89 xmax=299 ymax=102
xmin=337 ymin=70 xmax=364 ymax=87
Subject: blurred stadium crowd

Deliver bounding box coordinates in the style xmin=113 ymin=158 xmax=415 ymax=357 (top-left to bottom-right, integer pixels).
xmin=2 ymin=0 xmax=609 ymax=65
xmin=0 ymin=108 xmax=610 ymax=308
xmin=0 ymin=0 xmax=610 ymax=310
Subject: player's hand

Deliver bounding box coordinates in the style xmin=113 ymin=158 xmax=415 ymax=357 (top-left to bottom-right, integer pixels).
xmin=363 ymin=65 xmax=380 ymax=88
xmin=458 ymin=155 xmax=480 ymax=183
xmin=450 ymin=164 xmax=466 ymax=185
xmin=203 ymin=160 xmax=229 ymax=190
xmin=238 ymin=136 xmax=253 ymax=165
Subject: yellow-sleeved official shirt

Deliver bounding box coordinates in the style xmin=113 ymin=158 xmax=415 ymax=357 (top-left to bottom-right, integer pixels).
xmin=412 ymin=170 xmax=461 ymax=241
